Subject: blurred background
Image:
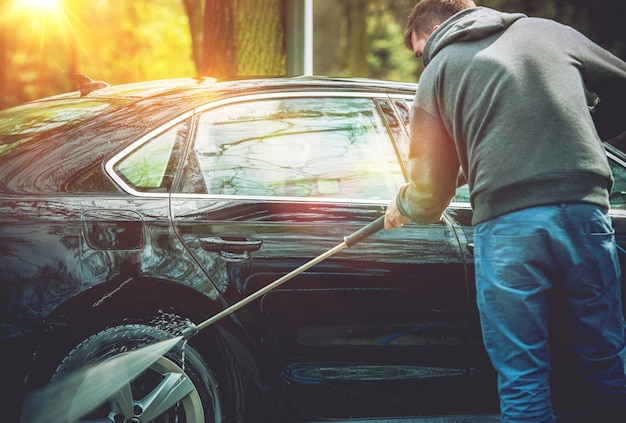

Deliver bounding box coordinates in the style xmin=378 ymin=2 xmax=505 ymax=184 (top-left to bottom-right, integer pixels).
xmin=0 ymin=0 xmax=624 ymax=110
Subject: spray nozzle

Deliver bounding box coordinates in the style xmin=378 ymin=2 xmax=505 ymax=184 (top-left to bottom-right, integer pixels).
xmin=180 ymin=324 xmax=198 ymax=340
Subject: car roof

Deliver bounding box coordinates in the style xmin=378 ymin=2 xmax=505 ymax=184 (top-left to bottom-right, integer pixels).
xmin=33 ymin=75 xmax=418 ymax=103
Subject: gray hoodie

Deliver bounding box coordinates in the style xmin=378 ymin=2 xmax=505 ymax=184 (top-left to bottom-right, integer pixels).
xmin=404 ymin=7 xmax=626 ymax=225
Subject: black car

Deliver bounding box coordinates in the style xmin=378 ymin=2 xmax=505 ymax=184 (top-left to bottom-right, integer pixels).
xmin=1 ymin=76 xmax=626 ymax=422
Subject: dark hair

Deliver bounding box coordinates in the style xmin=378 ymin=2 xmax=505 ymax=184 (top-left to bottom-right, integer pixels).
xmin=404 ymin=0 xmax=476 ymax=50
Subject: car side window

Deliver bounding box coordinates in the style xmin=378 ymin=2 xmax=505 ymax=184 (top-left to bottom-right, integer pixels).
xmin=394 ymin=99 xmax=412 ymax=165
xmin=113 ymin=119 xmax=190 ymax=193
xmin=453 ymin=184 xmax=470 ymax=203
xmin=378 ymin=99 xmax=409 ymax=171
xmin=189 ymin=97 xmax=404 ymax=200
xmin=609 ymin=157 xmax=626 ymax=210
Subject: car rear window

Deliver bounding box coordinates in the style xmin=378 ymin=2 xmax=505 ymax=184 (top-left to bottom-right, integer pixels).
xmin=0 ymin=98 xmax=129 ymax=156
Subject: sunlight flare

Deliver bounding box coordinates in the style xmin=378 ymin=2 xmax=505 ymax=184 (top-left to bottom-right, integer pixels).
xmin=20 ymin=0 xmax=62 ymax=11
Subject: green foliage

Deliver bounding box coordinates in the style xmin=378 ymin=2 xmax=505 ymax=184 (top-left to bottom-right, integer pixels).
xmin=312 ymin=0 xmax=624 ymax=83
xmin=0 ymin=0 xmax=194 ymax=109
xmin=0 ymin=0 xmax=623 ymax=110
xmin=366 ymin=7 xmax=420 ymax=82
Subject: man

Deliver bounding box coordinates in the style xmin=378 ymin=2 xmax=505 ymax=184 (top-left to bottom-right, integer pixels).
xmin=384 ymin=0 xmax=626 ymax=422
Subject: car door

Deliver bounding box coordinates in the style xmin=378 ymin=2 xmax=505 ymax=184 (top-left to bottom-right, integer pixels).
xmin=170 ymin=91 xmax=472 ymax=416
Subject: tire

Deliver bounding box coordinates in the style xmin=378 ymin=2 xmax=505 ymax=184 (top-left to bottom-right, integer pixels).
xmin=50 ymin=324 xmax=224 ymax=423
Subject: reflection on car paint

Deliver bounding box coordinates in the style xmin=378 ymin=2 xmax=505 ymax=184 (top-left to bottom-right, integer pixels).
xmin=281 ymin=362 xmax=466 ymax=384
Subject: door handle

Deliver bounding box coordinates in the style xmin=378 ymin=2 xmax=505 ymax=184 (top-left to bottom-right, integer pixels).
xmin=199 ymin=237 xmax=263 ymax=254
xmin=466 ymin=242 xmax=474 ymax=255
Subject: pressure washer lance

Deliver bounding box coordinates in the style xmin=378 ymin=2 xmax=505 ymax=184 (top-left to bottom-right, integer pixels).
xmin=180 ymin=215 xmax=386 ymax=341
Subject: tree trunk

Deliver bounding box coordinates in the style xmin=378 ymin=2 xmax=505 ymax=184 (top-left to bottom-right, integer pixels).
xmin=182 ymin=0 xmax=205 ymax=73
xmin=195 ymin=0 xmax=285 ymax=78
xmin=201 ymin=0 xmax=236 ymax=78
xmin=0 ymin=16 xmax=6 ymax=110
xmin=235 ymin=0 xmax=285 ymax=76
xmin=345 ymin=0 xmax=368 ymax=77
xmin=0 ymin=0 xmax=10 ymax=109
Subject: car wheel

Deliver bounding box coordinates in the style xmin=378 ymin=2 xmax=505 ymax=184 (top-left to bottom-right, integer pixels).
xmin=51 ymin=324 xmax=224 ymax=423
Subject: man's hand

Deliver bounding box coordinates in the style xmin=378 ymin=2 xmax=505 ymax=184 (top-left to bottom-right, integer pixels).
xmin=385 ymin=196 xmax=411 ymax=230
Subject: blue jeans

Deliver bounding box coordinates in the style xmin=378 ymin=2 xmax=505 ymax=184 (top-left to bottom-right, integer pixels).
xmin=474 ymin=203 xmax=626 ymax=423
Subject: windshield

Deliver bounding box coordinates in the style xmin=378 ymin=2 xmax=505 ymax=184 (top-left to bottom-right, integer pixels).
xmin=0 ymin=98 xmax=129 ymax=155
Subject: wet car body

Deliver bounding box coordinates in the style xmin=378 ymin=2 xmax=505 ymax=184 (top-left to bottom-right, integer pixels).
xmin=1 ymin=76 xmax=625 ymax=422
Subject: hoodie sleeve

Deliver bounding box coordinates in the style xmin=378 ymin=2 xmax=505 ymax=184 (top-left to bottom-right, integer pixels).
xmin=395 ymin=106 xmax=459 ymax=224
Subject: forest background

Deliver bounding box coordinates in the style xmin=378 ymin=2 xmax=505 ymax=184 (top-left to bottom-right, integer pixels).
xmin=0 ymin=0 xmax=624 ymax=110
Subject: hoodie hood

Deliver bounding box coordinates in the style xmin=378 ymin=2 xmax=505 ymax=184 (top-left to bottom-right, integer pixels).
xmin=423 ymin=7 xmax=526 ymax=66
